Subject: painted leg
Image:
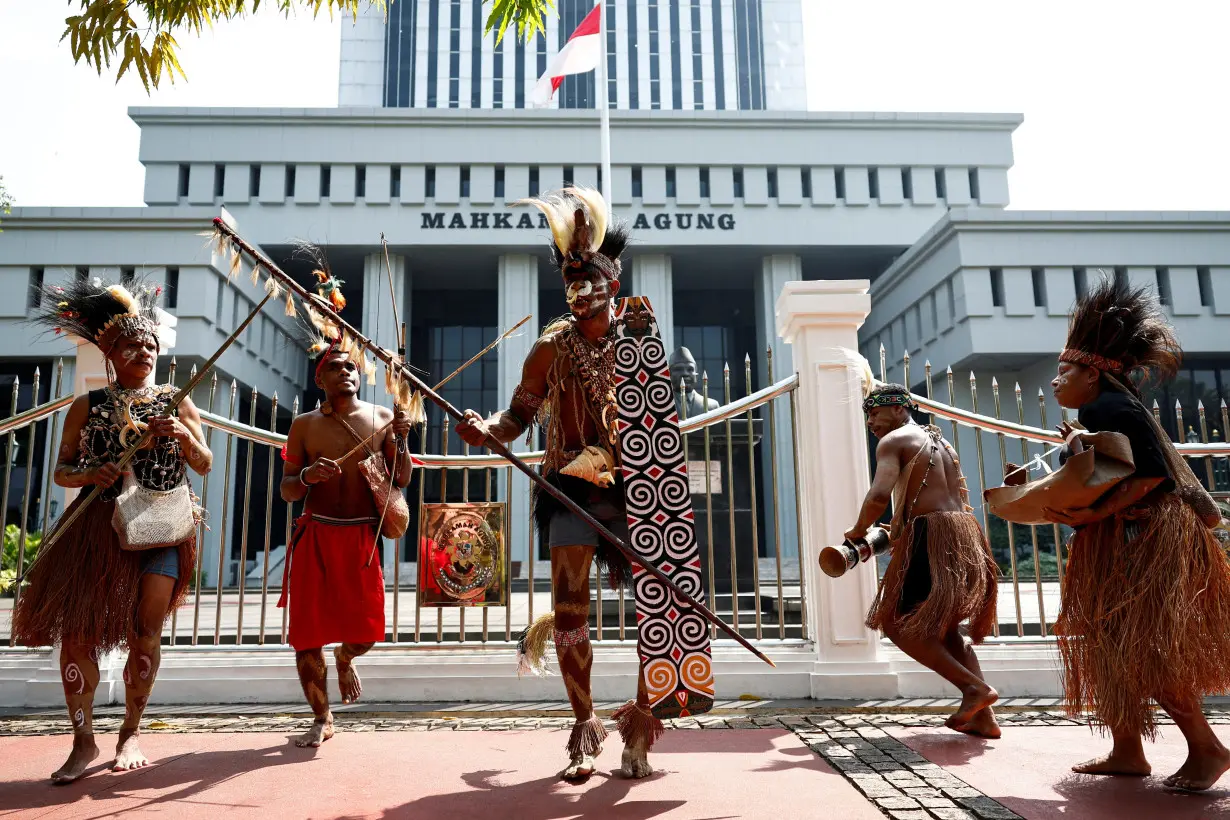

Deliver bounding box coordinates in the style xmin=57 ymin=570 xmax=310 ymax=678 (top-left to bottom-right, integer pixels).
xmin=1071 ymin=727 xmax=1151 ymax=777
xmin=617 ymin=666 xmax=659 ymax=779
xmin=294 ymin=648 xmax=333 ymax=747
xmin=1157 ymin=692 xmax=1230 ymax=791
xmin=115 ymin=573 xmax=174 ymax=772
xmin=942 ymin=629 xmax=1000 ymax=739
xmin=51 ymin=642 xmax=101 ymax=784
xmin=551 ymin=545 xmax=604 ymax=780
xmin=885 ymin=623 xmax=997 ymax=729
xmin=334 ymin=641 xmax=374 ymax=705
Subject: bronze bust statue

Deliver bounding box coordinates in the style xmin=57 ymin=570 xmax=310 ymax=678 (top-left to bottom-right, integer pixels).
xmin=669 ymin=347 xmax=719 ymax=418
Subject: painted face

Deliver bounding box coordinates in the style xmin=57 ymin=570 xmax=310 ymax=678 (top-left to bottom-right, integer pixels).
xmin=109 ymin=334 xmax=157 ymax=378
xmin=563 ymin=268 xmax=618 ymax=320
xmin=1051 ymin=361 xmax=1099 ymax=409
xmin=865 ymin=404 xmax=909 ymax=440
xmin=316 ymin=352 xmax=359 ymax=398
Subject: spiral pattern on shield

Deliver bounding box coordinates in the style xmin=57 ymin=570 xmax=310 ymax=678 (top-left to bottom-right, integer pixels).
xmin=624 ymin=474 xmax=656 ymax=516
xmin=639 ymin=619 xmax=672 ymax=656
xmin=676 ymin=613 xmax=709 ymax=651
xmin=652 ymin=427 xmax=683 ymax=464
xmin=680 ymin=652 xmax=715 ymax=694
xmin=644 ymin=658 xmax=680 ymax=701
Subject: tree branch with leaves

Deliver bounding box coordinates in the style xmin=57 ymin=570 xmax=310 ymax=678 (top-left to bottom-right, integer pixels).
xmin=0 ymin=176 xmax=12 ymax=232
xmin=62 ymin=0 xmax=555 ymax=92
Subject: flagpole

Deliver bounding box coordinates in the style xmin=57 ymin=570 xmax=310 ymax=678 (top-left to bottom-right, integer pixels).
xmin=596 ymin=0 xmax=612 ymax=218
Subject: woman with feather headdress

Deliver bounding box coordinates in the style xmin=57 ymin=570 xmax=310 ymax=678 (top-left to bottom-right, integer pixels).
xmin=13 ymin=276 xmax=212 ymax=784
xmin=454 ymin=187 xmax=660 ymax=781
xmin=1043 ymin=277 xmax=1230 ymax=791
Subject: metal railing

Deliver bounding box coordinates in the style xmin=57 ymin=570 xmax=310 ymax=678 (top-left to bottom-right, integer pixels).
xmin=1 ymin=354 xmax=807 ymax=651
xmin=879 ymin=347 xmax=1230 ymax=642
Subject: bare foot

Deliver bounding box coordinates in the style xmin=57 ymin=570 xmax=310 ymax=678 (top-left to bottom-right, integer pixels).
xmin=112 ymin=729 xmax=151 ymax=772
xmin=946 ymin=683 xmax=999 ymax=729
xmin=956 ymin=707 xmax=1002 ymax=739
xmin=1164 ymin=745 xmax=1230 ymax=792
xmin=50 ymin=735 xmax=100 ymax=784
xmin=561 ymin=752 xmax=598 ymax=780
xmin=334 ymin=647 xmax=362 ymax=705
xmin=1072 ymin=750 xmax=1152 ymax=777
xmin=294 ymin=715 xmax=334 ymax=748
xmin=620 ymin=737 xmax=654 ymax=779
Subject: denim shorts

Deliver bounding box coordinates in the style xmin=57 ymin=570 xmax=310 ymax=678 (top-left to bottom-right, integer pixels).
xmin=142 ymin=546 xmax=180 ymax=581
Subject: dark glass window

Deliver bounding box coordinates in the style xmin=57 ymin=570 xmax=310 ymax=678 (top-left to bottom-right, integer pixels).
xmin=320 ymin=165 xmax=331 ymax=198
xmin=426 ymin=0 xmax=441 ymax=107
xmin=733 ymin=0 xmax=765 ymax=109
xmin=669 ymin=0 xmax=682 ymax=109
xmin=177 ymin=164 xmax=190 ymax=198
xmin=383 ymin=0 xmax=418 ymax=106
xmin=470 ymin=0 xmax=483 ymax=107
xmin=425 ymin=166 xmax=436 ymax=198
xmin=495 ymin=166 xmax=505 ymax=199
xmin=699 ymin=167 xmax=710 ymax=198
xmin=356 ymin=165 xmax=367 ymax=198
xmin=460 ymin=166 xmax=470 ymax=198
xmin=901 ymin=168 xmax=913 ymax=200
xmin=666 ymin=167 xmax=677 ymax=198
xmin=249 ymin=165 xmax=261 ymax=198
xmin=732 ymin=167 xmax=744 ymax=198
xmin=165 ymin=267 xmax=179 ymax=309
xmin=627 ymin=0 xmax=640 ymax=108
xmin=391 ymin=166 xmax=402 ymax=199
xmin=766 ymin=168 xmax=777 ymax=198
xmin=801 ymin=168 xmax=812 ymax=198
xmin=213 ymin=164 xmax=225 ymax=198
xmin=711 ymin=0 xmax=725 ymax=109
xmin=648 ymin=0 xmax=661 ymax=109
xmin=631 ymin=166 xmax=643 ymax=198
xmin=448 ymin=0 xmax=461 ymax=107
xmin=285 ymin=165 xmax=296 ymax=198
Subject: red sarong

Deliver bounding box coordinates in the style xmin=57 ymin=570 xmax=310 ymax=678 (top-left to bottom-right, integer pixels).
xmin=278 ymin=514 xmax=386 ymax=651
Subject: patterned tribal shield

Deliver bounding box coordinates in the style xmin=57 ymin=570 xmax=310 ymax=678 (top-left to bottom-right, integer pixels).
xmin=418 ymin=503 xmax=507 ymax=607
xmin=614 ymin=296 xmax=715 ymax=719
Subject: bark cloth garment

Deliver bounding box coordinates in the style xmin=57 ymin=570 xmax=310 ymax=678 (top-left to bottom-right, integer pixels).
xmin=278 ymin=514 xmax=386 ymax=651
xmin=1055 ymin=389 xmax=1230 ymax=738
xmin=12 ymin=385 xmax=196 ymax=650
xmin=865 ymin=425 xmax=999 ymax=643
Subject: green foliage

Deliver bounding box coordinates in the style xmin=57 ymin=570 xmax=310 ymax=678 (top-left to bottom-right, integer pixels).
xmin=0 ymin=525 xmax=42 ymax=594
xmin=0 ymin=175 xmax=11 ymax=232
xmin=63 ymin=1 xmax=554 ymax=92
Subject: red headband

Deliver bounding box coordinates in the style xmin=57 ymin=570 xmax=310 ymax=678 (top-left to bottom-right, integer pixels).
xmin=1059 ymin=349 xmax=1124 ymax=374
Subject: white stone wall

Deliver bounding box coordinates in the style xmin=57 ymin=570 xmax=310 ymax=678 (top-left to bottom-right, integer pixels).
xmin=338 ymin=3 xmax=386 ymax=107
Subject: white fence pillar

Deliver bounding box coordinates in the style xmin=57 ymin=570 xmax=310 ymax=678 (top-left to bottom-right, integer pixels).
xmin=776 ymin=280 xmax=896 ymax=697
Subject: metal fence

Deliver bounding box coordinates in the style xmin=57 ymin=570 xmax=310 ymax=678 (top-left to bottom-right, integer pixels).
xmin=0 ymin=355 xmax=808 ymax=650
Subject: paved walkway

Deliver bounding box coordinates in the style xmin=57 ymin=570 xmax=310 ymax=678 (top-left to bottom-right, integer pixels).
xmin=4 ymin=703 xmax=1230 ymax=819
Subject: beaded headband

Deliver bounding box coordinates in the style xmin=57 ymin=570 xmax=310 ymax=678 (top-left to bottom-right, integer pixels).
xmin=862 ymin=392 xmax=916 ymax=413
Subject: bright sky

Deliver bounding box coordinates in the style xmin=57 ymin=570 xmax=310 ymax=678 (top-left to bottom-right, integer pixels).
xmin=1 ymin=1 xmax=1227 ymax=212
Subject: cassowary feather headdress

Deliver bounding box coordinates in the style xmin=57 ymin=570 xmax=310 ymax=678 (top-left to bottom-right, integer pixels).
xmin=1060 ymin=276 xmax=1181 ymax=391
xmin=30 ymin=275 xmax=163 ymax=354
xmin=516 ymin=187 xmax=631 ymax=281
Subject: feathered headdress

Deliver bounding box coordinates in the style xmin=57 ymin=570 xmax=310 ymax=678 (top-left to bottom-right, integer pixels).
xmin=1060 ymin=276 xmax=1181 ymax=390
xmin=30 ymin=275 xmax=162 ymax=353
xmin=515 ymin=187 xmax=631 ymax=281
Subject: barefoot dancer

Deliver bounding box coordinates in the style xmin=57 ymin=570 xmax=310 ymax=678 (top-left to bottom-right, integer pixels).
xmin=846 ymin=384 xmax=1001 ymax=738
xmin=457 ymin=188 xmax=658 ymax=781
xmin=1044 ymin=278 xmax=1230 ymax=791
xmin=278 ymin=329 xmax=414 ymax=748
xmin=14 ymin=278 xmax=211 ymax=783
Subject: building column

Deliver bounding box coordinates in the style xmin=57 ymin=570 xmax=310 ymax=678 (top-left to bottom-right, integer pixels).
xmin=499 ymin=254 xmax=537 ymax=571
xmin=632 ymin=254 xmax=674 ymax=349
xmin=362 ymin=252 xmax=409 ymax=582
xmin=777 ymin=280 xmax=895 ymax=696
xmin=755 ymin=255 xmax=800 ymax=565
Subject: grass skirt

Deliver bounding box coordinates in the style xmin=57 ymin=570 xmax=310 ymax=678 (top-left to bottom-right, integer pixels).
xmin=11 ymin=494 xmax=195 ymax=650
xmin=1056 ymin=493 xmax=1230 ymax=738
xmin=866 ymin=511 xmax=999 ymax=643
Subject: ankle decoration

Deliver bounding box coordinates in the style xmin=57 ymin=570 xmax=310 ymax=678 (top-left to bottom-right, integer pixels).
xmin=553 ymin=624 xmax=589 ymax=649
xmin=566 ymin=714 xmax=608 ymax=759
xmin=613 ymin=700 xmax=665 ymax=751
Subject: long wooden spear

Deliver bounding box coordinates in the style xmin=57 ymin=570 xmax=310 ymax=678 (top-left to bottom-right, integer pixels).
xmin=213 ymin=216 xmax=774 ymax=668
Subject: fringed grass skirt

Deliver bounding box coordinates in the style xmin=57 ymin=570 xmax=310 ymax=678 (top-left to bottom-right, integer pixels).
xmin=1055 ymin=493 xmax=1230 ymax=738
xmin=866 ymin=510 xmax=999 ymax=643
xmin=11 ymin=495 xmax=195 ymax=651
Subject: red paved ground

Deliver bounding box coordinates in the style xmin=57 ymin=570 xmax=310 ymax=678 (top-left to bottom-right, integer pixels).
xmin=894 ymin=725 xmax=1230 ymax=820
xmin=0 ymin=728 xmax=882 ymax=819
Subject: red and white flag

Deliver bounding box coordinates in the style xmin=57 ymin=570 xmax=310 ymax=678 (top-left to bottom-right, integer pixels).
xmin=530 ymin=3 xmax=601 ymax=107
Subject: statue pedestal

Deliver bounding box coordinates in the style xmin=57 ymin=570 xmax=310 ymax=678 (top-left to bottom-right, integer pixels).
xmin=683 ymin=419 xmax=763 ymax=597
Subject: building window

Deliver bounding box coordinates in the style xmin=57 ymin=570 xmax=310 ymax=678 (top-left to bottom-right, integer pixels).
xmin=558 ymin=0 xmax=596 ymax=108
xmin=460 ymin=166 xmax=471 ymax=198
xmin=121 ymin=267 xmax=135 ymax=287
xmin=177 ymin=164 xmax=190 ymax=198
xmin=383 ymin=0 xmax=418 ymax=107
xmin=1074 ymin=267 xmax=1088 ymax=298
xmin=425 ymin=166 xmax=437 ymax=198
xmin=766 ymin=167 xmax=777 ymax=198
xmin=495 ymin=166 xmax=505 ymax=199
xmin=249 ymin=165 xmax=261 ymax=198
xmin=606 ymin=0 xmax=618 ymax=109
xmin=733 ymin=0 xmax=765 ymax=110
xmin=28 ymin=267 xmax=44 ymax=309
xmin=514 ymin=28 xmax=526 ymax=108
xmin=868 ymin=168 xmax=880 ymax=200
xmin=1198 ymin=267 xmax=1213 ymax=308
xmin=711 ymin=0 xmax=725 ymax=109
xmin=391 ymin=167 xmax=402 ymax=199
xmin=320 ymin=165 xmax=332 ymax=198
xmin=665 ymin=167 xmax=676 ymax=198
xmin=1155 ymin=267 xmax=1172 ymax=306
xmin=426 ymin=0 xmax=441 ymax=107
xmin=213 ymin=164 xmax=225 ymax=199
xmin=647 ymin=0 xmax=661 ymax=109
xmin=76 ymin=266 xmax=88 ymax=282
xmin=800 ymin=168 xmax=812 ymax=198
xmin=165 ymin=267 xmax=179 ymax=309
xmin=492 ymin=33 xmax=504 ymax=107
xmin=901 ymin=168 xmax=913 ymax=201
xmin=1113 ymin=266 xmax=1128 ymax=288
xmin=990 ymin=268 xmax=1004 ymax=307
xmin=563 ymin=166 xmax=574 ymax=187
xmin=690 ymin=0 xmax=704 ymax=108
xmin=732 ymin=167 xmax=744 ymax=198
xmin=626 ymin=0 xmax=640 ymax=109
xmin=668 ymin=0 xmax=682 ymax=109
xmin=1031 ymin=267 xmax=1047 ymax=308
xmin=631 ymin=167 xmax=643 ymax=198
xmin=470 ymin=0 xmax=483 ymax=108
xmin=448 ymin=0 xmax=461 ymax=107
xmin=699 ymin=167 xmax=710 ymax=198
xmin=528 ymin=166 xmax=539 ymax=196
xmin=968 ymin=168 xmax=981 ymax=201
xmin=935 ymin=168 xmax=947 ymax=199
xmin=285 ymin=165 xmax=297 ymax=198
xmin=356 ymin=165 xmax=367 ymax=198
xmin=834 ymin=167 xmax=846 ymax=200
